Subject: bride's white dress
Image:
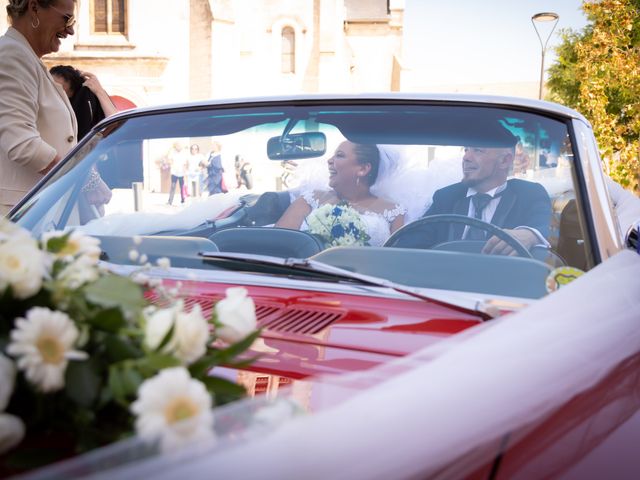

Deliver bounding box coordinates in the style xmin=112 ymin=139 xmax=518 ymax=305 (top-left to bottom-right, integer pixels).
xmin=299 ymin=190 xmax=406 ymax=247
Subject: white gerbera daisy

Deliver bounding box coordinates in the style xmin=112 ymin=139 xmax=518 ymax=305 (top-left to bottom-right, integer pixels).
xmin=42 ymin=230 xmax=101 ymax=264
xmin=131 ymin=367 xmax=214 ymax=451
xmin=7 ymin=307 xmax=88 ymax=393
xmin=0 ymin=235 xmax=48 ymax=299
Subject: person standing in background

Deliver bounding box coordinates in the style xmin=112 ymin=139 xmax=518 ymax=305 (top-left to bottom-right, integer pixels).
xmin=167 ymin=142 xmax=188 ymax=205
xmin=0 ymin=0 xmax=78 ymax=215
xmin=187 ymin=144 xmax=205 ymax=196
xmin=205 ymin=142 xmax=227 ymax=195
xmin=50 ymin=65 xmax=115 ymax=214
xmin=49 ymin=65 xmax=117 ymax=140
xmin=234 ymin=154 xmax=253 ymax=190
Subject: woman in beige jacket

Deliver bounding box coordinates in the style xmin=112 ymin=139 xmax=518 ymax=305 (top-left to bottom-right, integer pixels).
xmin=0 ymin=0 xmax=78 ymax=214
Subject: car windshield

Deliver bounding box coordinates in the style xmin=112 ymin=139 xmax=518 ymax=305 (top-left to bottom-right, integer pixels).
xmin=11 ymin=101 xmax=590 ymax=300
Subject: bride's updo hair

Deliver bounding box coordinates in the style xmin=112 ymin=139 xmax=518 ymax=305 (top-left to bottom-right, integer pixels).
xmin=352 ymin=143 xmax=380 ymax=186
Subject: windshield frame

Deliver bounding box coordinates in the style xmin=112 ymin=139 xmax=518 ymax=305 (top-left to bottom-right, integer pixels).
xmin=8 ymin=97 xmax=620 ymax=301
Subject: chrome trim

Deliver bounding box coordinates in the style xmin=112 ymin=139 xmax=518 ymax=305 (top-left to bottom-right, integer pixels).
xmin=571 ymin=119 xmax=622 ymax=262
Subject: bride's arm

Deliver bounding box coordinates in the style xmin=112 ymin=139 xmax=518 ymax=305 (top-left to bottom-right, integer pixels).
xmin=275 ymin=197 xmax=312 ymax=230
xmin=390 ymin=213 xmax=405 ymax=233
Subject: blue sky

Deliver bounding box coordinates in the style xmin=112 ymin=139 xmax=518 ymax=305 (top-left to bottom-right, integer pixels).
xmin=403 ymin=0 xmax=589 ymax=87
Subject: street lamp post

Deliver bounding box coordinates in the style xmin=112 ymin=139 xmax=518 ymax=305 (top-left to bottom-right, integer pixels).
xmin=531 ymin=12 xmax=559 ymax=100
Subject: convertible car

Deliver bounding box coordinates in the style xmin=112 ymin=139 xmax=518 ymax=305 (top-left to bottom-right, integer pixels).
xmin=7 ymin=94 xmax=640 ymax=479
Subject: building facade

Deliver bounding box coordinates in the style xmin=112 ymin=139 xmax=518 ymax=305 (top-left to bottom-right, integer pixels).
xmin=1 ymin=0 xmax=405 ymax=107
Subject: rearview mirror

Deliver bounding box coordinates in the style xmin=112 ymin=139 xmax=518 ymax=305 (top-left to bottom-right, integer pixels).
xmin=267 ymin=132 xmax=326 ymax=160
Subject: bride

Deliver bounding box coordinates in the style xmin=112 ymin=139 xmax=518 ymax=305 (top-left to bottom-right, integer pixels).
xmin=275 ymin=141 xmax=405 ymax=246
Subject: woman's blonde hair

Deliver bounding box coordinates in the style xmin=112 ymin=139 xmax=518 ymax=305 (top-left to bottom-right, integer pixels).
xmin=6 ymin=0 xmax=66 ymax=20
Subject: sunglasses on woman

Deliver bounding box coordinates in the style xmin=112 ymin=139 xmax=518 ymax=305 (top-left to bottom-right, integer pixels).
xmin=49 ymin=4 xmax=76 ymax=28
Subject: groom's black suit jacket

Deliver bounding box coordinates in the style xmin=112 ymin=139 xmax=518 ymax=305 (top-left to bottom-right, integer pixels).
xmin=419 ymin=178 xmax=552 ymax=246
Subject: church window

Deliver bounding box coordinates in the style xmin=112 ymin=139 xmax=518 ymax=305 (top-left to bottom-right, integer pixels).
xmin=92 ymin=0 xmax=127 ymax=35
xmin=281 ymin=26 xmax=295 ymax=73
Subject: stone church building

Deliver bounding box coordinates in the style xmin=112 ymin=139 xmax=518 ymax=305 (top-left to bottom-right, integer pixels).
xmin=1 ymin=0 xmax=405 ymax=108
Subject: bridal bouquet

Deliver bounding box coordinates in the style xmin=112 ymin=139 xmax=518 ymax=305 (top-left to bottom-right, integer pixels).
xmin=306 ymin=202 xmax=371 ymax=247
xmin=0 ymin=218 xmax=259 ymax=475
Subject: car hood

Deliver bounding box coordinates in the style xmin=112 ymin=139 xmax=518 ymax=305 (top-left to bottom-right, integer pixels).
xmin=149 ymin=279 xmax=485 ymax=380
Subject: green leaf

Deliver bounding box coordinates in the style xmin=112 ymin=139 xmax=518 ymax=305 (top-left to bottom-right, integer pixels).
xmin=217 ymin=329 xmax=262 ymax=358
xmin=108 ymin=367 xmax=127 ymax=405
xmin=45 ymin=231 xmax=72 ymax=253
xmin=122 ymin=367 xmax=144 ymax=394
xmin=88 ymin=307 xmax=127 ymax=333
xmin=138 ymin=353 xmax=181 ymax=373
xmin=154 ymin=319 xmax=175 ymax=353
xmin=188 ymin=330 xmax=262 ymax=375
xmin=107 ymin=364 xmax=144 ymax=405
xmin=104 ymin=334 xmax=143 ymax=362
xmin=83 ymin=275 xmax=146 ymax=312
xmin=201 ymin=375 xmax=247 ymax=401
xmin=65 ymin=360 xmax=101 ymax=407
xmin=188 ymin=352 xmax=226 ymax=378
xmin=223 ymin=354 xmax=264 ymax=369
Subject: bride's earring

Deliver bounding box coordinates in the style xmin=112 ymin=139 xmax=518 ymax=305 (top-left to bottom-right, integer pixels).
xmin=31 ymin=16 xmax=40 ymax=29
xmin=356 ymin=176 xmax=361 ymax=187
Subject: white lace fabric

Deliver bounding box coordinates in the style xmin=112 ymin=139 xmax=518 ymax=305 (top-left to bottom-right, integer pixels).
xmin=300 ymin=190 xmax=406 ymax=246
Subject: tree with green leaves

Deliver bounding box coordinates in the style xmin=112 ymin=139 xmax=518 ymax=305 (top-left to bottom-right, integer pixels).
xmin=547 ymin=0 xmax=640 ymax=193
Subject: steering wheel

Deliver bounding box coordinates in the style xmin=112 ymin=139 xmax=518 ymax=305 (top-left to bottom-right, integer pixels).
xmin=383 ymin=214 xmax=533 ymax=259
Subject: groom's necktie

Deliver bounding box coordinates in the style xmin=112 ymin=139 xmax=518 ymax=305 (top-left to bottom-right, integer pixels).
xmin=466 ymin=193 xmax=494 ymax=241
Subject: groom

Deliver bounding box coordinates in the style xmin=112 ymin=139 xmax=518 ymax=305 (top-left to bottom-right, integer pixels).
xmin=420 ymin=127 xmax=551 ymax=256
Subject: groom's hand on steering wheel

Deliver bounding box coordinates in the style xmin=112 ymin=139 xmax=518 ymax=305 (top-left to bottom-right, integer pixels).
xmin=482 ymin=228 xmax=537 ymax=256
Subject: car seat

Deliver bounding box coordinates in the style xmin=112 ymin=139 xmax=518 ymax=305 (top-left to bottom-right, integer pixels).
xmin=209 ymin=227 xmax=324 ymax=258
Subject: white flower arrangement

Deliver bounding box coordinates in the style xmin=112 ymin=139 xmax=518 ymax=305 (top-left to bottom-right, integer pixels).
xmin=306 ymin=202 xmax=371 ymax=247
xmin=0 ymin=218 xmax=260 ymax=472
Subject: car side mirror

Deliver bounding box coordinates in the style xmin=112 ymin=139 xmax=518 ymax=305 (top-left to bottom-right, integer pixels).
xmin=625 ymin=220 xmax=639 ymax=254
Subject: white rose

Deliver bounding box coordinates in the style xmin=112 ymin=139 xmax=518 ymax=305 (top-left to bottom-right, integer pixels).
xmin=173 ymin=304 xmax=209 ymax=364
xmin=0 ymin=414 xmax=25 ymax=454
xmin=144 ymin=302 xmax=210 ymax=364
xmin=215 ymin=287 xmax=257 ymax=343
xmin=0 ymin=236 xmax=48 ymax=299
xmin=144 ymin=305 xmax=177 ymax=351
xmin=0 ymin=354 xmax=16 ymax=411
